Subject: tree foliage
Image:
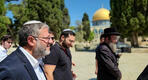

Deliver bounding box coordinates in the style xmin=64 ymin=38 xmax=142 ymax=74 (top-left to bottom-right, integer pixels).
xmin=8 ymin=0 xmax=70 ymax=39
xmin=75 ymin=20 xmax=84 ymax=42
xmin=110 ymin=0 xmax=148 ymax=47
xmin=88 ymin=31 xmax=95 ymax=41
xmin=0 ymin=0 xmax=11 ymax=39
xmin=82 ymin=13 xmax=91 ymax=41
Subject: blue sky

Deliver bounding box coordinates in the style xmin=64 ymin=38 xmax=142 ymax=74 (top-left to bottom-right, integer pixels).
xmin=64 ymin=0 xmax=110 ymax=26
xmin=5 ymin=0 xmax=22 ymax=23
xmin=6 ymin=0 xmax=110 ymax=26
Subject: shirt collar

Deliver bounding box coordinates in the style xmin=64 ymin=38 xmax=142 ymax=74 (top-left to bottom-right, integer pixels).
xmin=0 ymin=45 xmax=7 ymax=53
xmin=19 ymin=46 xmax=40 ymax=68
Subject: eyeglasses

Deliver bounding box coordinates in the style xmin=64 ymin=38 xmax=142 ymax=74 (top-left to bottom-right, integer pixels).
xmin=32 ymin=36 xmax=55 ymax=42
xmin=32 ymin=36 xmax=48 ymax=43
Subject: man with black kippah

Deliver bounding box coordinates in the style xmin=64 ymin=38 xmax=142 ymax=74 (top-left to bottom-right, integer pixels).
xmin=43 ymin=29 xmax=76 ymax=80
xmin=95 ymin=28 xmax=122 ymax=80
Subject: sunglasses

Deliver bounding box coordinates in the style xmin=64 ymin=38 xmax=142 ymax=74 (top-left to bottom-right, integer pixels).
xmin=49 ymin=37 xmax=55 ymax=40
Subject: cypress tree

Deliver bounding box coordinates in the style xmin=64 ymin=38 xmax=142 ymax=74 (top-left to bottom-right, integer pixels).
xmin=82 ymin=13 xmax=91 ymax=41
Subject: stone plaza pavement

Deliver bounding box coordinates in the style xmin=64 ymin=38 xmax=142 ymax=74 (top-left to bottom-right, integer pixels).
xmin=71 ymin=48 xmax=148 ymax=80
xmin=7 ymin=47 xmax=148 ymax=80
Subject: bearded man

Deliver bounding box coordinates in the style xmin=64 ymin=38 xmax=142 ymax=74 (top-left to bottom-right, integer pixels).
xmin=43 ymin=29 xmax=76 ymax=80
xmin=95 ymin=28 xmax=122 ymax=80
xmin=0 ymin=20 xmax=51 ymax=80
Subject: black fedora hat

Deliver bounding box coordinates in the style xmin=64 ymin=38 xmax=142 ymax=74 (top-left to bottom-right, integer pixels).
xmin=103 ymin=28 xmax=120 ymax=36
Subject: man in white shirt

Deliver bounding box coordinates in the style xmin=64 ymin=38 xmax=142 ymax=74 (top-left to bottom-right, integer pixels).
xmin=0 ymin=35 xmax=12 ymax=62
xmin=0 ymin=20 xmax=51 ymax=80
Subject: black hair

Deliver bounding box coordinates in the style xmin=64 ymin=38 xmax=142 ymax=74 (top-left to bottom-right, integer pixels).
xmin=59 ymin=31 xmax=75 ymax=40
xmin=1 ymin=35 xmax=12 ymax=41
xmin=100 ymin=34 xmax=105 ymax=40
xmin=1 ymin=35 xmax=12 ymax=44
xmin=49 ymin=31 xmax=55 ymax=36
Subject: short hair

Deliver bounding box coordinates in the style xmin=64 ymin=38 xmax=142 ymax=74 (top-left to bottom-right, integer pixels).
xmin=49 ymin=31 xmax=55 ymax=36
xmin=19 ymin=20 xmax=50 ymax=47
xmin=1 ymin=35 xmax=12 ymax=44
xmin=59 ymin=29 xmax=75 ymax=39
xmin=100 ymin=34 xmax=105 ymax=40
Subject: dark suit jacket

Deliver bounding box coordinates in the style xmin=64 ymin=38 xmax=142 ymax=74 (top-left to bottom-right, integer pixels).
xmin=0 ymin=48 xmax=39 ymax=80
xmin=95 ymin=43 xmax=122 ymax=80
xmin=137 ymin=65 xmax=148 ymax=80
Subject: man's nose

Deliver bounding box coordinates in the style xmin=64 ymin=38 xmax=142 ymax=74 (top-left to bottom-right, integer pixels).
xmin=9 ymin=43 xmax=12 ymax=45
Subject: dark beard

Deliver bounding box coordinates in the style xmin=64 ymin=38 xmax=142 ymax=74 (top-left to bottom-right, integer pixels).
xmin=62 ymin=39 xmax=68 ymax=48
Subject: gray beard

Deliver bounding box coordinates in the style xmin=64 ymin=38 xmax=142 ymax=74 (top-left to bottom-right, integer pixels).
xmin=109 ymin=43 xmax=117 ymax=53
xmin=33 ymin=41 xmax=50 ymax=59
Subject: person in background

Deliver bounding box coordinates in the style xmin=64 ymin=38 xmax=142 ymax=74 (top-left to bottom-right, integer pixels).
xmin=100 ymin=34 xmax=105 ymax=44
xmin=0 ymin=35 xmax=13 ymax=62
xmin=95 ymin=34 xmax=105 ymax=75
xmin=0 ymin=20 xmax=50 ymax=80
xmin=48 ymin=31 xmax=55 ymax=46
xmin=95 ymin=28 xmax=122 ymax=80
xmin=43 ymin=29 xmax=76 ymax=80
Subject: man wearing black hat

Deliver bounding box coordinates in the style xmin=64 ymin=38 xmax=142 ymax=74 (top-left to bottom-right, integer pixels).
xmin=95 ymin=34 xmax=105 ymax=75
xmin=137 ymin=65 xmax=148 ymax=80
xmin=95 ymin=28 xmax=122 ymax=80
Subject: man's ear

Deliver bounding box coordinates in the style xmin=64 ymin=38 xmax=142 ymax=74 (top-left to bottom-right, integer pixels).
xmin=61 ymin=35 xmax=65 ymax=41
xmin=27 ymin=36 xmax=35 ymax=47
xmin=1 ymin=41 xmax=5 ymax=45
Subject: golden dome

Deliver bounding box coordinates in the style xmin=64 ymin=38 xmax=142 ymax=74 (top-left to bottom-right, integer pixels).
xmin=93 ymin=8 xmax=110 ymax=21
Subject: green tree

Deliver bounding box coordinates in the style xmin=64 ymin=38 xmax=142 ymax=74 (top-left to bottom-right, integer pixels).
xmin=82 ymin=13 xmax=91 ymax=41
xmin=8 ymin=3 xmax=28 ymax=45
xmin=63 ymin=8 xmax=70 ymax=29
xmin=75 ymin=20 xmax=84 ymax=42
xmin=110 ymin=0 xmax=147 ymax=47
xmin=8 ymin=0 xmax=70 ymax=39
xmin=88 ymin=31 xmax=95 ymax=41
xmin=69 ymin=26 xmax=75 ymax=31
xmin=0 ymin=0 xmax=11 ymax=39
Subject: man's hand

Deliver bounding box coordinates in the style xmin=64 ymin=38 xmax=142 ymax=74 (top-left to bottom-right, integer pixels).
xmin=72 ymin=71 xmax=77 ymax=79
xmin=72 ymin=62 xmax=76 ymax=66
xmin=95 ymin=69 xmax=98 ymax=75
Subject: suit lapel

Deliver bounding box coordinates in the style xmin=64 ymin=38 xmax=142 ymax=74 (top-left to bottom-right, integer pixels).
xmin=16 ymin=48 xmax=38 ymax=80
xmin=24 ymin=63 xmax=38 ymax=80
xmin=39 ymin=64 xmax=47 ymax=80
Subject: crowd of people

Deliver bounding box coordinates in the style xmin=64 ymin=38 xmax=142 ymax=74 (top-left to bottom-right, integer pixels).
xmin=0 ymin=20 xmax=147 ymax=80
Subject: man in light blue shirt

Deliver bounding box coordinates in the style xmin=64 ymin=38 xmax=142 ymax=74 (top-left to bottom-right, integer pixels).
xmin=0 ymin=35 xmax=12 ymax=62
xmin=0 ymin=20 xmax=51 ymax=80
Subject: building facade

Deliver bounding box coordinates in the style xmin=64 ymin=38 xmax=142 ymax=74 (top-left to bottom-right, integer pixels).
xmin=91 ymin=8 xmax=110 ymax=42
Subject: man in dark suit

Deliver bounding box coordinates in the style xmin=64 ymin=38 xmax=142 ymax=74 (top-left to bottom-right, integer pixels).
xmin=137 ymin=65 xmax=148 ymax=80
xmin=95 ymin=28 xmax=122 ymax=80
xmin=0 ymin=20 xmax=50 ymax=80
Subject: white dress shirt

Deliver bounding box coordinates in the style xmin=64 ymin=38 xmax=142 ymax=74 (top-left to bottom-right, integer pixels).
xmin=0 ymin=45 xmax=8 ymax=62
xmin=19 ymin=47 xmax=46 ymax=80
